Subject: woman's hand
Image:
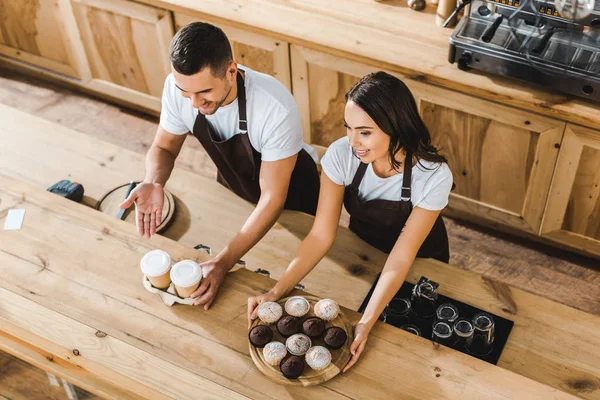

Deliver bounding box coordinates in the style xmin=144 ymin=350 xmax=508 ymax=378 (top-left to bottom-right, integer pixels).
xmin=343 ymin=322 xmax=372 ymax=373
xmin=247 ymin=291 xmax=281 ymax=329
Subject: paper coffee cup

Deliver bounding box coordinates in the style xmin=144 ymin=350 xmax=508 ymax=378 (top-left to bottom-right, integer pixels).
xmin=170 ymin=260 xmax=202 ymax=298
xmin=140 ymin=250 xmax=172 ymax=289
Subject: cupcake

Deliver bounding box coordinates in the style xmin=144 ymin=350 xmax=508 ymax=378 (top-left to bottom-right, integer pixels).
xmin=323 ymin=326 xmax=347 ymax=350
xmin=249 ymin=325 xmax=273 ymax=348
xmin=302 ymin=317 xmax=325 ymax=338
xmin=305 ymin=346 xmax=332 ymax=371
xmin=280 ymin=355 xmax=304 ymax=379
xmin=285 ymin=333 xmax=312 ymax=356
xmin=277 ymin=316 xmax=301 ymax=338
xmin=314 ymin=299 xmax=340 ymax=321
xmin=257 ymin=301 xmax=283 ymax=324
xmin=284 ymin=296 xmax=310 ymax=317
xmin=263 ymin=341 xmax=287 ymax=366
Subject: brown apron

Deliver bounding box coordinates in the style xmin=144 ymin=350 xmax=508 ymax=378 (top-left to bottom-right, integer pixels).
xmin=192 ymin=72 xmax=320 ymax=215
xmin=343 ymin=150 xmax=450 ymax=263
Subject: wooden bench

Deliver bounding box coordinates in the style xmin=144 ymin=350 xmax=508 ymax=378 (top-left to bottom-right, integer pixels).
xmin=1 ymin=104 xmax=599 ymax=398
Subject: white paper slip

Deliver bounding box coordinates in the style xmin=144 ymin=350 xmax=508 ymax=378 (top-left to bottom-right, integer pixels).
xmin=4 ymin=209 xmax=25 ymax=230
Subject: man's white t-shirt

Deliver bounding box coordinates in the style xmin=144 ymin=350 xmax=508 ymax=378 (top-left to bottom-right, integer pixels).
xmin=159 ymin=65 xmax=317 ymax=162
xmin=321 ymin=137 xmax=453 ymax=210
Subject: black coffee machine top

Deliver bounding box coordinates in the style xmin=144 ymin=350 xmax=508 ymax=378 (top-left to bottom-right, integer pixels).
xmin=447 ymin=0 xmax=600 ymax=102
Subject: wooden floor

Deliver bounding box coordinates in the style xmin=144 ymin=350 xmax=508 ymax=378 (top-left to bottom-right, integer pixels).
xmin=0 ymin=67 xmax=599 ymax=398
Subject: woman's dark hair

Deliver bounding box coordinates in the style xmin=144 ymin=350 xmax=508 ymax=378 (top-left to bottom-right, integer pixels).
xmin=169 ymin=22 xmax=233 ymax=77
xmin=346 ymin=71 xmax=447 ymax=170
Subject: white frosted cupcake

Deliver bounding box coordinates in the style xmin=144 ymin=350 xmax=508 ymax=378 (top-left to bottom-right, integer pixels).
xmin=285 ymin=333 xmax=312 ymax=356
xmin=263 ymin=341 xmax=287 ymax=366
xmin=305 ymin=346 xmax=332 ymax=371
xmin=257 ymin=302 xmax=283 ymax=324
xmin=314 ymin=299 xmax=340 ymax=321
xmin=284 ymin=296 xmax=310 ymax=317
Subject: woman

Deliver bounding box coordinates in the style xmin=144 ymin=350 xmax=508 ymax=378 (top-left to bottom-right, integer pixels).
xmin=247 ymin=71 xmax=453 ymax=372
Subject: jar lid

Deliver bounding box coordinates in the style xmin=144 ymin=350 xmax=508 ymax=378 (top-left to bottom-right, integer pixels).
xmin=140 ymin=250 xmax=171 ymax=277
xmin=170 ymin=260 xmax=202 ymax=288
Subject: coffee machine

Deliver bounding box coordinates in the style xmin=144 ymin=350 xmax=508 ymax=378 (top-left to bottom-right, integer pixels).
xmin=448 ymin=0 xmax=600 ymax=102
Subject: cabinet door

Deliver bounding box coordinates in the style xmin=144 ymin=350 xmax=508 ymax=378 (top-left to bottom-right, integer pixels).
xmin=174 ymin=13 xmax=291 ymax=91
xmin=418 ymin=84 xmax=565 ymax=234
xmin=541 ymin=124 xmax=600 ymax=257
xmin=290 ymin=45 xmax=372 ymax=147
xmin=71 ymin=0 xmax=174 ymax=112
xmin=0 ymin=0 xmax=89 ymax=79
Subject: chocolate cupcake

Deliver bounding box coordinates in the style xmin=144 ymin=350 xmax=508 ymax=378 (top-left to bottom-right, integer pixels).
xmin=302 ymin=317 xmax=326 ymax=338
xmin=277 ymin=315 xmax=301 ymax=337
xmin=280 ymin=355 xmax=305 ymax=379
xmin=249 ymin=325 xmax=273 ymax=348
xmin=323 ymin=326 xmax=347 ymax=350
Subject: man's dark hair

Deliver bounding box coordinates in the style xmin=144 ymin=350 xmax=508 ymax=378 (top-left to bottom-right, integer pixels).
xmin=169 ymin=22 xmax=233 ymax=77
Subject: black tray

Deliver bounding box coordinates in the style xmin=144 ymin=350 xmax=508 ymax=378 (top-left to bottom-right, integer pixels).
xmin=358 ymin=274 xmax=514 ymax=365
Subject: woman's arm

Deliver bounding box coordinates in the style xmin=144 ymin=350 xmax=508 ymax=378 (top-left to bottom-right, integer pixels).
xmin=247 ymin=172 xmax=345 ymax=326
xmin=343 ymin=206 xmax=442 ymax=371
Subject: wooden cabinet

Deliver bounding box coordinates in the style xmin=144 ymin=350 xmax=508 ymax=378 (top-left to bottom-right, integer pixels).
xmin=290 ymin=45 xmax=371 ymax=146
xmin=0 ymin=0 xmax=89 ymax=79
xmin=541 ymin=124 xmax=600 ymax=257
xmin=291 ymin=45 xmax=566 ymax=235
xmin=174 ymin=13 xmax=291 ymax=91
xmin=418 ymin=85 xmax=566 ymax=235
xmin=70 ymin=0 xmax=174 ymax=112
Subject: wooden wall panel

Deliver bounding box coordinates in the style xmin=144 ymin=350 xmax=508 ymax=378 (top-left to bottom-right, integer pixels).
xmin=72 ymin=0 xmax=172 ymax=99
xmin=421 ymin=101 xmax=489 ymax=202
xmin=562 ymin=146 xmax=600 ymax=240
xmin=0 ymin=0 xmax=89 ymax=79
xmin=541 ymin=124 xmax=600 ymax=257
xmin=175 ymin=13 xmax=291 ymax=91
xmin=307 ymin=64 xmax=359 ymax=147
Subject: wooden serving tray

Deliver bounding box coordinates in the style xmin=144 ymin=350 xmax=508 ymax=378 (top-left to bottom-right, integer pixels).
xmin=96 ymin=182 xmax=175 ymax=233
xmin=249 ymin=295 xmax=353 ymax=387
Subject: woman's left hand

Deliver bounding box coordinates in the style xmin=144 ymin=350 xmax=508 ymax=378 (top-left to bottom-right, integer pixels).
xmin=342 ymin=322 xmax=372 ymax=373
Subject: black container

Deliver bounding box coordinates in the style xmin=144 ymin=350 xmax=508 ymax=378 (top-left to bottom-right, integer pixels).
xmin=359 ymin=274 xmax=513 ymax=365
xmin=385 ymin=297 xmax=411 ymax=326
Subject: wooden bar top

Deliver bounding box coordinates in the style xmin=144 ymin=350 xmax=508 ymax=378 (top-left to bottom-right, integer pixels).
xmin=139 ymin=0 xmax=600 ymax=129
xmin=1 ymin=105 xmax=599 ymax=398
xmin=0 ymin=173 xmax=581 ymax=399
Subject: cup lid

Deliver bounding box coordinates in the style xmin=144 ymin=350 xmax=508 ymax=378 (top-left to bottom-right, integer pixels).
xmin=140 ymin=250 xmax=171 ymax=277
xmin=170 ymin=260 xmax=202 ymax=288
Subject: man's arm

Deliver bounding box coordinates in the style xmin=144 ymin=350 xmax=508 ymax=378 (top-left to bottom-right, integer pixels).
xmin=192 ymin=152 xmax=298 ymax=309
xmin=144 ymin=126 xmax=187 ymax=185
xmin=120 ymin=126 xmax=187 ymax=237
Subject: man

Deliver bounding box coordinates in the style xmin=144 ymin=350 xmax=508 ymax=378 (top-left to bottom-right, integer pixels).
xmin=119 ymin=22 xmax=320 ymax=310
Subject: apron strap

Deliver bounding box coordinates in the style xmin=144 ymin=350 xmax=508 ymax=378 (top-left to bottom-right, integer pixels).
xmin=349 ymin=162 xmax=368 ymax=190
xmin=237 ymin=72 xmax=248 ymax=133
xmin=400 ymin=150 xmax=412 ymax=202
xmin=236 ymin=71 xmax=258 ymax=180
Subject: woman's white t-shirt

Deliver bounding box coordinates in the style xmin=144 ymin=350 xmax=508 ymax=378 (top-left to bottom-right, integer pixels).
xmin=159 ymin=64 xmax=317 ymax=162
xmin=321 ymin=137 xmax=453 ymax=210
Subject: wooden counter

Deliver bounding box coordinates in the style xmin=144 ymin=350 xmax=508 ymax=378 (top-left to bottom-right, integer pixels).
xmin=1 ymin=105 xmax=599 ymax=398
xmin=0 ymin=173 xmax=582 ymax=400
xmin=138 ymin=0 xmax=600 ymax=130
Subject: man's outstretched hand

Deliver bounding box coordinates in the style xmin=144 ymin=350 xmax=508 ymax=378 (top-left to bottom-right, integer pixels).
xmin=119 ymin=182 xmax=164 ymax=238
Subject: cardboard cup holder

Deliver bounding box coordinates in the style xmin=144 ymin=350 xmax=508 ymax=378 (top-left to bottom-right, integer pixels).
xmin=143 ymin=275 xmax=196 ymax=306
